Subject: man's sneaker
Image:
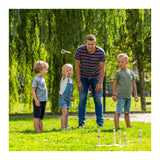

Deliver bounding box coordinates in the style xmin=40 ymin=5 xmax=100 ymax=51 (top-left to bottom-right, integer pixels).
xmin=97 ymin=124 xmax=103 ymax=127
xmin=77 ymin=122 xmax=85 ymax=128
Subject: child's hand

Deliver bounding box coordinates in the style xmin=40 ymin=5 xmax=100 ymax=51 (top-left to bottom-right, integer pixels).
xmin=62 ymin=67 xmax=67 ymax=74
xmin=71 ymin=97 xmax=74 ymax=102
xmin=65 ymin=72 xmax=68 ymax=78
xmin=62 ymin=73 xmax=67 ymax=79
xmin=112 ymin=95 xmax=117 ymax=101
xmin=35 ymin=100 xmax=40 ymax=107
xmin=134 ymin=96 xmax=139 ymax=102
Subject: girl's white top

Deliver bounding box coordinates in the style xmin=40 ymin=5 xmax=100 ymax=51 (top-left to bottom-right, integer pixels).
xmin=59 ymin=76 xmax=73 ymax=95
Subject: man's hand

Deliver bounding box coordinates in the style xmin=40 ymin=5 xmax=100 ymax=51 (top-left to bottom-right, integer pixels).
xmin=77 ymin=81 xmax=83 ymax=91
xmin=95 ymin=83 xmax=102 ymax=93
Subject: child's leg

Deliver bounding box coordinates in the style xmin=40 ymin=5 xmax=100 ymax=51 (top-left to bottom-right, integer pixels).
xmin=34 ymin=118 xmax=40 ymax=132
xmin=61 ymin=108 xmax=68 ymax=130
xmin=65 ymin=108 xmax=69 ymax=128
xmin=124 ymin=98 xmax=132 ymax=128
xmin=39 ymin=102 xmax=46 ymax=131
xmin=114 ymin=98 xmax=124 ymax=129
xmin=114 ymin=113 xmax=120 ymax=129
xmin=33 ymin=100 xmax=41 ymax=132
xmin=124 ymin=113 xmax=131 ymax=128
xmin=39 ymin=119 xmax=43 ymax=131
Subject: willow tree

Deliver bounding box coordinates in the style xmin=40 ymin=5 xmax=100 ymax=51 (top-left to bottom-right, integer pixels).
xmin=9 ymin=9 xmax=49 ymax=113
xmin=9 ymin=9 xmax=85 ymax=113
xmin=126 ymin=9 xmax=151 ymax=111
xmin=9 ymin=9 xmax=130 ymax=113
xmin=10 ymin=9 xmax=150 ymax=113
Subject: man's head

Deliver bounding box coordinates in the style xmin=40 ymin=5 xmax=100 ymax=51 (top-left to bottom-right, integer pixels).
xmin=85 ymin=34 xmax=96 ymax=42
xmin=85 ymin=34 xmax=97 ymax=54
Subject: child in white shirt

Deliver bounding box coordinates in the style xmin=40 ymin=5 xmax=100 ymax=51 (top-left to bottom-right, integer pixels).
xmin=58 ymin=64 xmax=74 ymax=130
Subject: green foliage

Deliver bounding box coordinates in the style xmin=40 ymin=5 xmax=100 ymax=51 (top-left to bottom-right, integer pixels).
xmin=125 ymin=9 xmax=151 ymax=111
xmin=9 ymin=9 xmax=151 ymax=113
xmin=9 ymin=117 xmax=151 ymax=151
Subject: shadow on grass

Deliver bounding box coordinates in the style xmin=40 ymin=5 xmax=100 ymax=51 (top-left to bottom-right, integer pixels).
xmin=9 ymin=117 xmax=32 ymax=122
xmin=9 ymin=128 xmax=62 ymax=134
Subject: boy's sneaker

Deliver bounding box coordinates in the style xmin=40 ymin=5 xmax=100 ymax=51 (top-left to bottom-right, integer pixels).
xmin=66 ymin=127 xmax=72 ymax=130
xmin=77 ymin=122 xmax=85 ymax=128
xmin=97 ymin=124 xmax=103 ymax=127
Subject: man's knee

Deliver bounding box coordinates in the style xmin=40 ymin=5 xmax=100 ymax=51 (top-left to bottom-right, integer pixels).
xmin=93 ymin=96 xmax=102 ymax=105
xmin=79 ymin=95 xmax=88 ymax=105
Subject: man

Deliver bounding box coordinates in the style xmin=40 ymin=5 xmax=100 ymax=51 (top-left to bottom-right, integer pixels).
xmin=74 ymin=34 xmax=106 ymax=128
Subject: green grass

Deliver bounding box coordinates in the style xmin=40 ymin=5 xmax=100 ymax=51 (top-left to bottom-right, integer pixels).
xmin=10 ymin=97 xmax=151 ymax=114
xmin=9 ymin=117 xmax=151 ymax=151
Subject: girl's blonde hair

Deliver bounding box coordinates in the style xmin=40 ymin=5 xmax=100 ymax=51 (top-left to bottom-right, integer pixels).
xmin=33 ymin=61 xmax=49 ymax=74
xmin=62 ymin=63 xmax=73 ymax=74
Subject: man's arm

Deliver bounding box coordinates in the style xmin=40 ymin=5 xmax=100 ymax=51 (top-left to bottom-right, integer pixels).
xmin=99 ymin=61 xmax=106 ymax=84
xmin=95 ymin=61 xmax=106 ymax=93
xmin=75 ymin=60 xmax=81 ymax=83
xmin=75 ymin=59 xmax=83 ymax=91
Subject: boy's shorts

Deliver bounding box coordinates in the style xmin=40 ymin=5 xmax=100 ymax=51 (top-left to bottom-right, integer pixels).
xmin=116 ymin=98 xmax=131 ymax=114
xmin=33 ymin=100 xmax=46 ymax=119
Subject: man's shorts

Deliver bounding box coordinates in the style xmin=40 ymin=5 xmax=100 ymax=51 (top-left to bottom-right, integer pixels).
xmin=116 ymin=98 xmax=131 ymax=114
xmin=33 ymin=100 xmax=46 ymax=119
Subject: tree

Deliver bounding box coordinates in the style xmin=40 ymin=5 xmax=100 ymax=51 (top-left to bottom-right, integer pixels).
xmin=126 ymin=9 xmax=151 ymax=111
xmin=9 ymin=9 xmax=151 ymax=113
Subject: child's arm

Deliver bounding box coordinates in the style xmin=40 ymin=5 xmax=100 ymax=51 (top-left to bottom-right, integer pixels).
xmin=62 ymin=74 xmax=66 ymax=80
xmin=31 ymin=87 xmax=40 ymax=106
xmin=71 ymin=96 xmax=74 ymax=102
xmin=62 ymin=66 xmax=68 ymax=79
xmin=132 ymin=80 xmax=139 ymax=102
xmin=112 ymin=79 xmax=117 ymax=101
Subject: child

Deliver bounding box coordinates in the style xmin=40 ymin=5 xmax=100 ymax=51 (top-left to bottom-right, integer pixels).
xmin=31 ymin=61 xmax=49 ymax=132
xmin=58 ymin=63 xmax=74 ymax=130
xmin=112 ymin=54 xmax=139 ymax=129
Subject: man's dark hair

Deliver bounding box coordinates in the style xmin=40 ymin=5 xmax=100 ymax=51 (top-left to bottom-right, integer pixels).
xmin=85 ymin=34 xmax=96 ymax=42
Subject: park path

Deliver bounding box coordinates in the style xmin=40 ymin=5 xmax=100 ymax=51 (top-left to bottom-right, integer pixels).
xmin=10 ymin=113 xmax=151 ymax=123
xmin=45 ymin=113 xmax=151 ymax=123
xmin=70 ymin=113 xmax=151 ymax=123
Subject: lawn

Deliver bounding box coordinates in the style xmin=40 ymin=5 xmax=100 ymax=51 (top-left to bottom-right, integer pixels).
xmin=10 ymin=97 xmax=151 ymax=114
xmin=9 ymin=117 xmax=151 ymax=151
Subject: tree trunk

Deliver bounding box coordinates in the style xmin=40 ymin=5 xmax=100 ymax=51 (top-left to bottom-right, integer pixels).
xmin=136 ymin=49 xmax=146 ymax=111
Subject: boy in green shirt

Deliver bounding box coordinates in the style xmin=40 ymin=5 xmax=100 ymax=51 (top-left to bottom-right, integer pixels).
xmin=112 ymin=54 xmax=139 ymax=129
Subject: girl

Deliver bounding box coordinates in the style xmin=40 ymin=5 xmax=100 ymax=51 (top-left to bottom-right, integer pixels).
xmin=58 ymin=64 xmax=74 ymax=130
